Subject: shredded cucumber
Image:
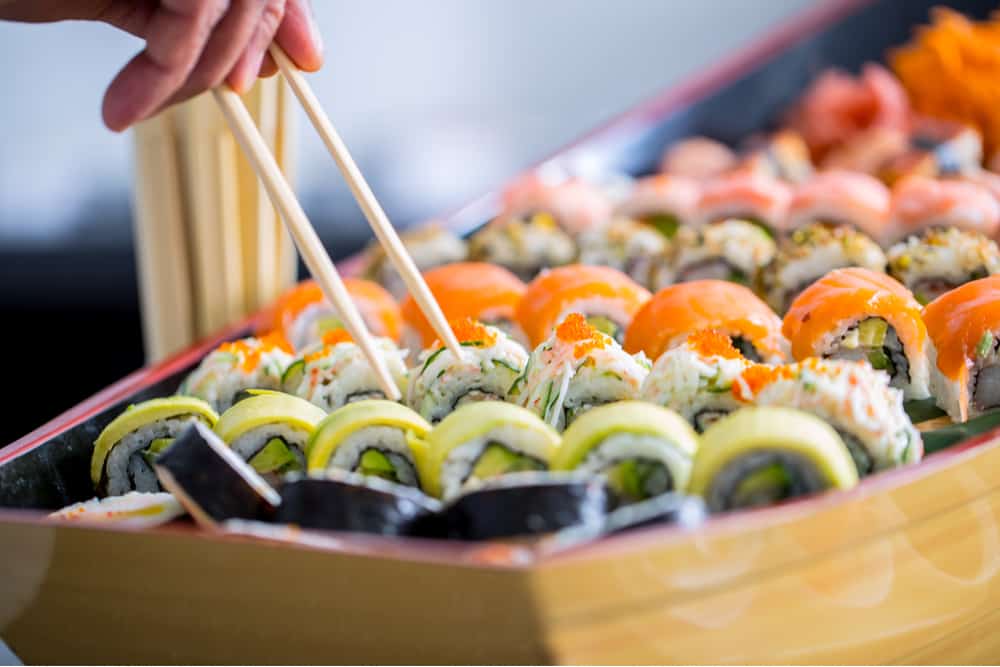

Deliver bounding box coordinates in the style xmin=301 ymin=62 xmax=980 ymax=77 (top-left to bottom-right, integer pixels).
xmin=858 ymin=318 xmax=889 ymax=348
xmin=248 ymin=438 xmax=299 ymax=475
xmin=471 ymin=443 xmax=544 ymax=480
xmin=977 ymin=331 xmax=995 ymax=358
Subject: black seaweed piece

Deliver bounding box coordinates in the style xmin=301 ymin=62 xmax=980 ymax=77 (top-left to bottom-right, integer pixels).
xmin=436 ymin=473 xmax=609 ymax=541
xmin=154 ymin=422 xmax=280 ymax=526
xmin=275 ymin=471 xmax=441 ymax=536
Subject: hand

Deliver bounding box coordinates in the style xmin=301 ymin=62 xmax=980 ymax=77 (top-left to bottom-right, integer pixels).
xmin=0 ymin=0 xmax=324 ymax=131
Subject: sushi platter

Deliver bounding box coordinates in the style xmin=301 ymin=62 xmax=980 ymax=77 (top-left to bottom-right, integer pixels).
xmin=5 ymin=0 xmax=1000 ymax=663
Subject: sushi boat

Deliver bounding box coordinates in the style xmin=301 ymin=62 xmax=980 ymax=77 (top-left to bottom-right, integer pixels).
xmin=3 ymin=0 xmax=1000 ymax=663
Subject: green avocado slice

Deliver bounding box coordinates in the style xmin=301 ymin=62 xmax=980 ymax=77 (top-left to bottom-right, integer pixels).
xmin=471 ymin=443 xmax=545 ymax=481
xmin=141 ymin=437 xmax=174 ymax=468
xmin=358 ymin=449 xmax=398 ymax=480
xmin=604 ymin=459 xmax=670 ymax=503
xmin=731 ymin=463 xmax=792 ymax=508
xmin=249 ymin=438 xmax=300 ymax=475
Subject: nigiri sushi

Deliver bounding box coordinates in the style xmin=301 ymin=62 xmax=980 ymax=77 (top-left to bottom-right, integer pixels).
xmin=694 ymin=171 xmax=793 ymax=233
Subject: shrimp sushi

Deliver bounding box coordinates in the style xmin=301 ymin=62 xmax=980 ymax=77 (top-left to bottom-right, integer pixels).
xmin=178 ymin=333 xmax=294 ymax=412
xmin=886 ymin=176 xmax=1000 ymax=303
xmin=516 ymin=264 xmax=651 ymax=347
xmin=659 ymin=137 xmax=738 ymax=179
xmin=762 ymin=170 xmax=890 ymax=313
xmin=400 ymin=262 xmax=526 ymax=349
xmin=783 ymin=267 xmax=930 ymax=399
xmin=923 ymin=275 xmax=1000 ymax=422
xmin=359 ymin=222 xmax=468 ymax=299
xmin=625 ymin=280 xmax=787 ymax=364
xmin=694 ymin=171 xmax=793 ymax=233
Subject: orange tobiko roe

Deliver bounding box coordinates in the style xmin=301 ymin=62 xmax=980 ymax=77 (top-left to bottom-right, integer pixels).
xmin=262 ymin=278 xmax=402 ymax=343
xmin=782 ymin=267 xmax=926 ymax=361
xmin=624 ymin=280 xmax=785 ymax=363
xmin=446 ymin=317 xmax=498 ymax=347
xmin=687 ymin=329 xmax=742 ymax=360
xmin=401 ymin=263 xmax=526 ymax=347
xmin=732 ymin=363 xmax=795 ymax=401
xmin=555 ymin=313 xmax=610 ymax=359
xmin=303 ymin=329 xmax=357 ymax=363
xmin=517 ymin=264 xmax=651 ymax=347
xmin=218 ymin=333 xmax=290 ymax=373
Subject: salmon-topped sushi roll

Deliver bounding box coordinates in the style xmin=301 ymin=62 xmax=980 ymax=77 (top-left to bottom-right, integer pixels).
xmin=659 ymin=136 xmax=738 ymax=179
xmin=886 ymin=176 xmax=1000 ymax=304
xmin=695 ymin=171 xmax=793 ymax=232
xmin=738 ymin=129 xmax=814 ymax=184
xmin=924 ymin=276 xmax=1000 ymax=422
xmin=499 ymin=174 xmax=613 ymax=236
xmin=613 ymin=173 xmax=700 ymax=238
xmin=516 ymin=264 xmax=651 ymax=347
xmin=624 ymin=280 xmax=787 ymax=364
xmin=783 ymin=267 xmax=930 ymax=399
xmin=762 ymin=170 xmax=890 ymax=313
xmin=400 ymin=262 xmax=527 ymax=348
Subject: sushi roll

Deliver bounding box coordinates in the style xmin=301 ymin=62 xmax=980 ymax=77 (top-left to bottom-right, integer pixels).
xmin=688 ymin=407 xmax=859 ymax=513
xmin=821 ymin=127 xmax=910 ymax=175
xmin=732 ymin=359 xmax=922 ymax=474
xmin=783 ymin=267 xmax=931 ymax=399
xmin=91 ymin=396 xmax=219 ymax=497
xmin=553 ymin=401 xmax=700 ymax=504
xmin=577 ymin=218 xmax=670 ymax=289
xmin=499 ymin=173 xmax=613 ymax=236
xmin=213 ymin=390 xmax=327 ymax=476
xmin=359 ymin=222 xmax=468 ymax=299
xmin=924 ymin=275 xmax=1000 ymax=422
xmin=694 ymin=171 xmax=793 ymax=233
xmin=639 ymin=330 xmax=755 ymax=432
xmin=625 ymin=280 xmax=787 ymax=364
xmin=51 ymin=492 xmax=185 ymax=528
xmin=179 ymin=333 xmax=294 ymax=412
xmin=886 ymin=176 xmax=1000 ymax=303
xmin=264 ymin=278 xmax=402 ymax=352
xmin=737 ymin=129 xmax=814 ymax=184
xmin=665 ymin=218 xmax=777 ymax=288
xmin=307 ymin=400 xmax=431 ymax=489
xmin=407 ymin=318 xmax=528 ymax=423
xmin=282 ymin=329 xmax=408 ymax=411
xmin=513 ymin=313 xmax=650 ymax=431
xmin=420 ymin=401 xmax=560 ymax=500
xmin=399 ymin=262 xmax=527 ymax=349
xmin=659 ymin=136 xmax=738 ymax=179
xmin=762 ymin=170 xmax=890 ymax=313
xmin=612 ymin=173 xmax=700 ymax=239
xmin=893 ymin=118 xmax=984 ymax=179
xmin=516 ymin=264 xmax=651 ymax=347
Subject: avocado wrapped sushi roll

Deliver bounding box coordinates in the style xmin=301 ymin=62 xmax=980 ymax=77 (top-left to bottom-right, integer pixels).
xmin=407 ymin=318 xmax=528 ymax=423
xmin=689 ymin=407 xmax=858 ymax=513
xmin=91 ymin=396 xmax=219 ymax=497
xmin=213 ymin=390 xmax=326 ymax=476
xmin=664 ymin=218 xmax=777 ymax=288
xmin=421 ymin=401 xmax=560 ymax=499
xmin=283 ymin=330 xmax=408 ymax=411
xmin=514 ymin=314 xmax=650 ymax=431
xmin=554 ymin=402 xmax=699 ymax=504
xmin=639 ymin=330 xmax=755 ymax=432
xmin=307 ymin=400 xmax=431 ymax=489
xmin=179 ymin=334 xmax=294 ymax=412
xmin=359 ymin=222 xmax=468 ymax=300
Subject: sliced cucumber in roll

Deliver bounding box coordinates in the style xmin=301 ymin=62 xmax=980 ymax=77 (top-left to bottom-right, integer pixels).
xmin=553 ymin=401 xmax=699 ymax=504
xmin=91 ymin=396 xmax=219 ymax=497
xmin=213 ymin=390 xmax=326 ymax=477
xmin=421 ymin=401 xmax=560 ymax=499
xmin=306 ymin=400 xmax=431 ymax=489
xmin=688 ymin=407 xmax=858 ymax=513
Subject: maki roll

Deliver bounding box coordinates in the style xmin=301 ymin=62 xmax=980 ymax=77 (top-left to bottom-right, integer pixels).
xmin=612 ymin=174 xmax=700 ymax=240
xmin=499 ymin=174 xmax=613 ymax=236
xmin=694 ymin=171 xmax=792 ymax=233
xmin=514 ymin=314 xmax=650 ymax=431
xmin=577 ymin=218 xmax=670 ymax=289
xmin=51 ymin=492 xmax=185 ymax=528
xmin=639 ymin=330 xmax=755 ymax=432
xmin=400 ymin=262 xmax=527 ymax=349
xmin=553 ymin=401 xmax=699 ymax=504
xmin=213 ymin=390 xmax=327 ymax=476
xmin=924 ymin=275 xmax=1000 ymax=422
xmin=516 ymin=264 xmax=651 ymax=347
xmin=659 ymin=136 xmax=738 ymax=179
xmin=91 ymin=396 xmax=219 ymax=497
xmin=264 ymin=278 xmax=402 ymax=352
xmin=282 ymin=329 xmax=408 ymax=411
xmin=886 ymin=176 xmax=1000 ymax=303
xmin=763 ymin=170 xmax=890 ymax=313
xmin=783 ymin=267 xmax=930 ymax=399
xmin=738 ymin=129 xmax=814 ymax=184
xmin=688 ymin=407 xmax=859 ymax=513
xmin=625 ymin=280 xmax=787 ymax=364
xmin=665 ymin=218 xmax=777 ymax=288
xmin=307 ymin=400 xmax=431 ymax=489
xmin=179 ymin=333 xmax=294 ymax=412
xmin=407 ymin=318 xmax=528 ymax=423
xmin=732 ymin=359 xmax=922 ymax=474
xmin=420 ymin=401 xmax=560 ymax=499
xmin=359 ymin=222 xmax=468 ymax=299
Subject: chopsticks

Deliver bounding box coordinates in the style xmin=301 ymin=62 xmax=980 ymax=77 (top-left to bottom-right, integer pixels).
xmin=267 ymin=43 xmax=463 ymax=359
xmin=212 ymin=88 xmax=402 ymax=401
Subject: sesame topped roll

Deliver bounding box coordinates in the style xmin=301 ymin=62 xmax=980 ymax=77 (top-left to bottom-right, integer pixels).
xmin=664 ymin=218 xmax=777 ymax=289
xmin=179 ymin=333 xmax=294 ymax=413
xmin=407 ymin=318 xmax=529 ymax=424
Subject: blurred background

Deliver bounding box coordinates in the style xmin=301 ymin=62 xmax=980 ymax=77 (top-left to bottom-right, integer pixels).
xmin=0 ymin=0 xmax=814 ymax=445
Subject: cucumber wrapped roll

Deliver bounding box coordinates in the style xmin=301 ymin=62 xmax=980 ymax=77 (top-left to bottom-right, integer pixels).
xmin=307 ymin=400 xmax=431 ymax=489
xmin=214 ymin=390 xmax=326 ymax=476
xmin=421 ymin=401 xmax=560 ymax=500
xmin=553 ymin=402 xmax=699 ymax=504
xmin=733 ymin=359 xmax=922 ymax=474
xmin=91 ymin=396 xmax=219 ymax=497
xmin=514 ymin=314 xmax=650 ymax=431
xmin=179 ymin=334 xmax=294 ymax=412
xmin=689 ymin=407 xmax=858 ymax=513
xmin=639 ymin=330 xmax=755 ymax=432
xmin=407 ymin=319 xmax=528 ymax=423
xmin=283 ymin=330 xmax=408 ymax=411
